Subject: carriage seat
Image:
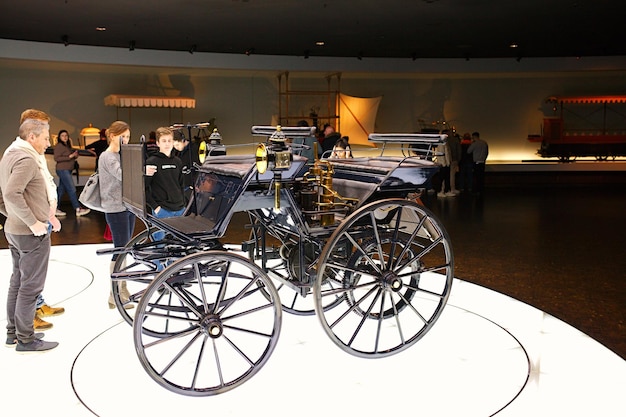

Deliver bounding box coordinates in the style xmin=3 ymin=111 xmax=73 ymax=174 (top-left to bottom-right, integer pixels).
xmin=199 ymin=155 xmax=257 ymax=178
xmin=328 ymin=156 xmax=435 ymax=202
xmin=331 ymin=178 xmax=379 ymax=202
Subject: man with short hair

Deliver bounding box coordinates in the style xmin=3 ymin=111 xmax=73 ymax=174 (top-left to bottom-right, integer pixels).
xmin=467 ymin=131 xmax=489 ymax=195
xmin=17 ymin=109 xmax=65 ymax=331
xmin=0 ymin=118 xmax=59 ymax=352
xmin=145 ymin=127 xmax=186 ymax=242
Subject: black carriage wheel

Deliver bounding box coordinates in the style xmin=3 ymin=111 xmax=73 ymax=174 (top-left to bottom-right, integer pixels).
xmin=111 ymin=227 xmax=159 ymax=325
xmin=247 ymin=215 xmax=342 ymax=316
xmin=314 ymin=199 xmax=453 ymax=358
xmin=134 ymin=251 xmax=282 ymax=396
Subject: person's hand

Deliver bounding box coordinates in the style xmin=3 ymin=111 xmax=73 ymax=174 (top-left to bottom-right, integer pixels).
xmin=49 ymin=216 xmax=61 ymax=232
xmin=145 ymin=164 xmax=157 ymax=176
xmin=29 ymin=220 xmax=48 ymax=236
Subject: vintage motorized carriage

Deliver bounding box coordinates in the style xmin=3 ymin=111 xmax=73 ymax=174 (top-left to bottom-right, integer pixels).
xmin=98 ymin=126 xmax=453 ymax=396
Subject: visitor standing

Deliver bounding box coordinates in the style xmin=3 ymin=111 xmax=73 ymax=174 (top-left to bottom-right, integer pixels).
xmin=0 ymin=118 xmax=59 ymax=351
xmin=98 ymin=121 xmax=135 ymax=309
xmin=467 ymin=131 xmax=489 ymax=195
xmin=53 ymin=129 xmax=90 ymax=217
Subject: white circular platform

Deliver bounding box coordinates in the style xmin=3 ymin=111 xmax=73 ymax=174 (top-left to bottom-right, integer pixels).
xmin=1 ymin=244 xmax=624 ymax=417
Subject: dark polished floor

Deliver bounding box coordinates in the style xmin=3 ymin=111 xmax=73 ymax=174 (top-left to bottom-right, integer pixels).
xmin=1 ymin=178 xmax=624 ymax=360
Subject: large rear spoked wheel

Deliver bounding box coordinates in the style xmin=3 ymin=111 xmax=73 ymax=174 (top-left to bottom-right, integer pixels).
xmin=314 ymin=199 xmax=453 ymax=358
xmin=134 ymin=251 xmax=282 ymax=396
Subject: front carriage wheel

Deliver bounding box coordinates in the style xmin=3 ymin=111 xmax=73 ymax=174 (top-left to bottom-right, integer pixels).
xmin=314 ymin=199 xmax=453 ymax=358
xmin=134 ymin=251 xmax=282 ymax=396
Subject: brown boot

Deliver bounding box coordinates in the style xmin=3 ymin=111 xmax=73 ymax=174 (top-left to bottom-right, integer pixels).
xmin=37 ymin=304 xmax=65 ymax=317
xmin=34 ymin=315 xmax=53 ymax=331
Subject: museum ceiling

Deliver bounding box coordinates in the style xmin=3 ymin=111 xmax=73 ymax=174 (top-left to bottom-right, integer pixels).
xmin=1 ymin=1 xmax=623 ymax=60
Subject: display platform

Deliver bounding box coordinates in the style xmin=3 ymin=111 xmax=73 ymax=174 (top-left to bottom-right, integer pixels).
xmin=1 ymin=244 xmax=624 ymax=417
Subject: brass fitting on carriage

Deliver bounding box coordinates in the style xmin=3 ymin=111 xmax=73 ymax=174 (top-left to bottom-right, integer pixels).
xmin=300 ymin=145 xmax=358 ymax=226
xmin=319 ymin=167 xmax=335 ymax=226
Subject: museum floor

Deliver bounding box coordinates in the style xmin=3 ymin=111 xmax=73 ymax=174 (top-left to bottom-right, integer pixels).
xmin=1 ymin=179 xmax=625 ymax=416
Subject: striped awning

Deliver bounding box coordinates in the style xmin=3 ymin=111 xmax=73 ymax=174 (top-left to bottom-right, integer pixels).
xmin=104 ymin=94 xmax=196 ymax=108
xmin=547 ymin=95 xmax=626 ymax=104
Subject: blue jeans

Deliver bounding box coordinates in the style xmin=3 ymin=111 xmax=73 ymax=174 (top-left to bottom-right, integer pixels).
xmin=151 ymin=206 xmax=185 ymax=242
xmin=105 ymin=210 xmax=136 ymax=261
xmin=56 ymin=169 xmax=80 ymax=210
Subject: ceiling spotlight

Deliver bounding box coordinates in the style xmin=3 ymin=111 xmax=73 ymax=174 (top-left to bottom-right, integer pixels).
xmin=245 ymin=47 xmax=255 ymax=56
xmin=129 ymin=41 xmax=135 ymax=51
xmin=62 ymin=35 xmax=69 ymax=47
xmin=189 ymin=44 xmax=196 ymax=54
xmin=315 ymin=41 xmax=325 ymax=46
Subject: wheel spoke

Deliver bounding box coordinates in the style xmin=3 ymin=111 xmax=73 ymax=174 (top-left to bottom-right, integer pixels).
xmin=392 ymin=213 xmax=427 ymax=270
xmin=368 ymin=210 xmax=387 ymax=270
xmin=329 ymin=284 xmax=379 ymax=329
xmin=158 ymin=331 xmax=204 ymax=375
xmin=346 ymin=288 xmax=383 ymax=347
xmin=342 ymin=230 xmax=382 ymax=275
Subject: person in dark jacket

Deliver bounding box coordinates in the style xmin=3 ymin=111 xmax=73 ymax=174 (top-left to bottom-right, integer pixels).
xmin=53 ymin=129 xmax=91 ymax=217
xmin=173 ymin=133 xmax=200 ymax=203
xmin=144 ymin=126 xmax=185 ymax=241
xmin=320 ymin=124 xmax=342 ymax=157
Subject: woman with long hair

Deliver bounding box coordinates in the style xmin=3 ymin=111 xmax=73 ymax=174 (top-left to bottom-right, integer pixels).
xmin=98 ymin=121 xmax=135 ymax=309
xmin=53 ymin=129 xmax=90 ymax=216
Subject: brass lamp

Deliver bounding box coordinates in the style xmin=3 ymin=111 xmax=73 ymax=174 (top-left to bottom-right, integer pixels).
xmin=80 ymin=123 xmax=100 ymax=148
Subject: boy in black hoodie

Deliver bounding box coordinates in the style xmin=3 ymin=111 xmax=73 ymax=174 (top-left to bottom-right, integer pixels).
xmin=145 ymin=126 xmax=186 ymax=241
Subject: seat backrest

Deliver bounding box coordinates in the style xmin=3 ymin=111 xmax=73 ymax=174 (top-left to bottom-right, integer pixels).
xmin=121 ymin=143 xmax=147 ymax=218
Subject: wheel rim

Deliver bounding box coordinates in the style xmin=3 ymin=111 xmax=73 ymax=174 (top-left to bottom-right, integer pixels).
xmin=314 ymin=199 xmax=453 ymax=358
xmin=134 ymin=251 xmax=282 ymax=396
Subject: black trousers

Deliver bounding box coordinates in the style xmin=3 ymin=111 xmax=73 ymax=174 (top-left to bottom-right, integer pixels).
xmin=473 ymin=162 xmax=486 ymax=193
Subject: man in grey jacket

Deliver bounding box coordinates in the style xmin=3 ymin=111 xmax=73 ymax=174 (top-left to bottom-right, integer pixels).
xmin=0 ymin=118 xmax=59 ymax=352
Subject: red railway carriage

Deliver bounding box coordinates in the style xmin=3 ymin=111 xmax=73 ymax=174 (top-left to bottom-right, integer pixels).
xmin=528 ymin=95 xmax=626 ymax=161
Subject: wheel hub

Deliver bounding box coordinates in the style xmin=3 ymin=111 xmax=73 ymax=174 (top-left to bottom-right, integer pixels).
xmin=200 ymin=316 xmax=223 ymax=338
xmin=381 ymin=270 xmax=402 ymax=291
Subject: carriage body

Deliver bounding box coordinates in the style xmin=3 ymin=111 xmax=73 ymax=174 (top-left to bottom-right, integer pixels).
xmin=100 ymin=127 xmax=454 ymax=396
